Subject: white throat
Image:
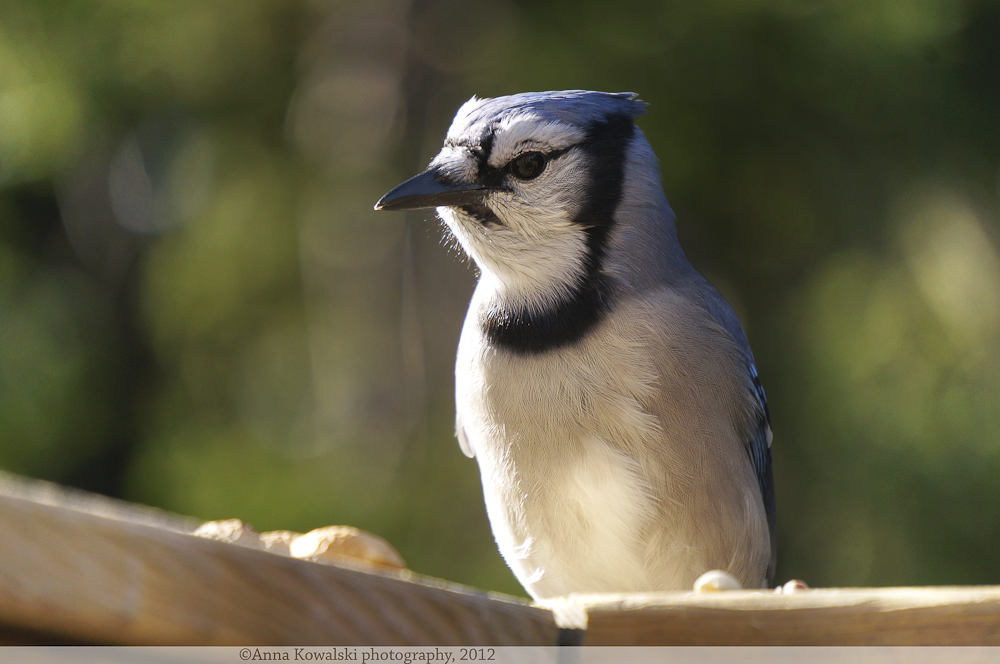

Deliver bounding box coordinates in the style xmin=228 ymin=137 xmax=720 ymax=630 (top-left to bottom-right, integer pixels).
xmin=438 ymin=206 xmax=590 ymax=311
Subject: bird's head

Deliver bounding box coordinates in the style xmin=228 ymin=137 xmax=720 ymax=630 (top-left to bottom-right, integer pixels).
xmin=376 ymin=90 xmax=659 ymax=307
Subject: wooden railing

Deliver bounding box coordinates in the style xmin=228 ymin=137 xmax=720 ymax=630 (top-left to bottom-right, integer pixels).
xmin=1 ymin=472 xmax=998 ymax=645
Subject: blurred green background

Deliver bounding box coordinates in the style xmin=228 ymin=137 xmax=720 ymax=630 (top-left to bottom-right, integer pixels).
xmin=1 ymin=0 xmax=999 ymax=596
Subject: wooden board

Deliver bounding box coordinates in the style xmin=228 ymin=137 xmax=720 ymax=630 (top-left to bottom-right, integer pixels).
xmin=2 ymin=472 xmax=1000 ymax=645
xmin=574 ymin=587 xmax=1000 ymax=645
xmin=0 ymin=473 xmax=556 ymax=645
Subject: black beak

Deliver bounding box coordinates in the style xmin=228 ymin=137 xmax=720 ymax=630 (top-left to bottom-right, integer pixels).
xmin=374 ymin=169 xmax=490 ymax=211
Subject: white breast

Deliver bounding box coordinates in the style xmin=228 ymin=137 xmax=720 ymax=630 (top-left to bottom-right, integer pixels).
xmin=454 ymin=287 xmax=770 ymax=598
xmin=454 ymin=292 xmax=668 ymax=597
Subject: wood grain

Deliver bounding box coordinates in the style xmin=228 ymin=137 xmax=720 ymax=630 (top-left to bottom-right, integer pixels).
xmin=577 ymin=587 xmax=1000 ymax=644
xmin=0 ymin=474 xmax=556 ymax=645
xmin=3 ymin=472 xmax=1000 ymax=646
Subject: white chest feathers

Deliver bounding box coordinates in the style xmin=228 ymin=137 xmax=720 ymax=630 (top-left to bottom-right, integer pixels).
xmin=456 ymin=297 xmax=680 ymax=597
xmin=454 ymin=291 xmax=770 ymax=598
xmin=512 ymin=435 xmax=659 ymax=597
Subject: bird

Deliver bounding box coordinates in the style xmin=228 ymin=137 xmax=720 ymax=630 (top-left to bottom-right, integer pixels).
xmin=375 ymin=90 xmax=774 ymax=599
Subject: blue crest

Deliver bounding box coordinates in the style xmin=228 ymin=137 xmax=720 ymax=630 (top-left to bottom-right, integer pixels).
xmin=457 ymin=90 xmax=647 ymax=131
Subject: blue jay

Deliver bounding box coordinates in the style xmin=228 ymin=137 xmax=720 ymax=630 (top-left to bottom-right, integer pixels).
xmin=375 ymin=91 xmax=774 ymax=598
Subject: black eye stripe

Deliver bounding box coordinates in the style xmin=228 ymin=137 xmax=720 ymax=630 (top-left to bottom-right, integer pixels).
xmin=475 ymin=145 xmax=572 ymax=188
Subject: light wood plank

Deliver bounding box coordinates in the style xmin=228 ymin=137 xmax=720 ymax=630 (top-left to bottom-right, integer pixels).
xmin=576 ymin=587 xmax=1000 ymax=645
xmin=0 ymin=474 xmax=556 ymax=645
xmin=4 ymin=473 xmax=1000 ymax=646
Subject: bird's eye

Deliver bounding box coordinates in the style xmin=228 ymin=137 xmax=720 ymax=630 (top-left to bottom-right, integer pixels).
xmin=510 ymin=152 xmax=546 ymax=180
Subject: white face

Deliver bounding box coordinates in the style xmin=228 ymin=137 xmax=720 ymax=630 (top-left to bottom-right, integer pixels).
xmin=429 ymin=106 xmax=596 ymax=307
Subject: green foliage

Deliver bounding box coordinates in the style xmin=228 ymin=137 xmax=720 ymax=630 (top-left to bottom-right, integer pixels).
xmin=1 ymin=0 xmax=998 ymax=595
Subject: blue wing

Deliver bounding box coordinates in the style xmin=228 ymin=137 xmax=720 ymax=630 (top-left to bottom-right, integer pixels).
xmin=748 ymin=362 xmax=776 ymax=586
xmin=697 ymin=283 xmax=777 ymax=586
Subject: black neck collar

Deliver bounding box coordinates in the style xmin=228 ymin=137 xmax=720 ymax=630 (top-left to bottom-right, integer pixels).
xmin=480 ymin=275 xmax=613 ymax=354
